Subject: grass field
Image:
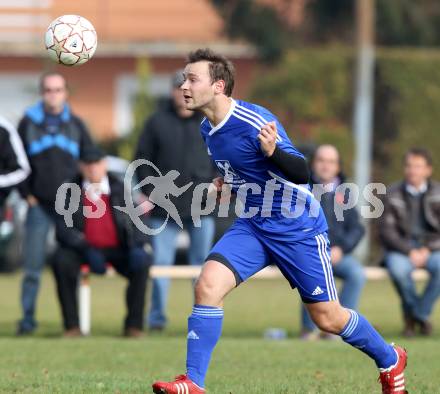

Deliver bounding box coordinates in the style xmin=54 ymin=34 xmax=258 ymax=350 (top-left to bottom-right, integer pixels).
xmin=0 ymin=271 xmax=439 ymax=393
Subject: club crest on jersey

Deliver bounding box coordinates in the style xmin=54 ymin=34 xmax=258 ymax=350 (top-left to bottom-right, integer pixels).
xmin=215 ymin=160 xmax=245 ymax=186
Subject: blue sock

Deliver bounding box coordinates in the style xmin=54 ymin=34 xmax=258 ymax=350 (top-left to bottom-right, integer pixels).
xmin=340 ymin=309 xmax=397 ymax=369
xmin=186 ymin=305 xmax=223 ymax=388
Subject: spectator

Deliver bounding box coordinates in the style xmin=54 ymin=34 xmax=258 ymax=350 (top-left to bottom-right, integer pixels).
xmin=135 ymin=70 xmax=215 ymax=331
xmin=0 ymin=115 xmax=30 ymax=216
xmin=301 ymin=144 xmax=366 ymax=340
xmin=380 ymin=148 xmax=440 ymax=337
xmin=53 ymin=147 xmax=152 ymax=337
xmin=16 ymin=71 xmax=95 ymax=335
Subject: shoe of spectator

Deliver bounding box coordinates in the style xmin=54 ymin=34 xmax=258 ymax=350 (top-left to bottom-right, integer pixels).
xmin=124 ymin=327 xmax=144 ymax=338
xmin=419 ymin=319 xmax=433 ymax=336
xmin=16 ymin=325 xmax=35 ymax=336
xmin=402 ymin=316 xmax=416 ymax=337
xmin=149 ymin=325 xmax=165 ymax=333
xmin=63 ymin=327 xmax=82 ymax=338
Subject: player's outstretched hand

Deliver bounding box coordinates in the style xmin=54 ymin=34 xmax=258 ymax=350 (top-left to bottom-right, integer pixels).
xmin=207 ymin=177 xmax=224 ymax=199
xmin=208 ymin=177 xmax=232 ymax=204
xmin=212 ymin=176 xmax=225 ymax=192
xmin=258 ymin=121 xmax=277 ymax=157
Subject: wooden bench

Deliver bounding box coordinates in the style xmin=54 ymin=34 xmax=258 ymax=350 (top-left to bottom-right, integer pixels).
xmin=149 ymin=265 xmax=429 ymax=280
xmin=78 ymin=265 xmax=428 ymax=335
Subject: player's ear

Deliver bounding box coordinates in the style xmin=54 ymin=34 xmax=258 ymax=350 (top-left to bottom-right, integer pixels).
xmin=214 ymin=80 xmax=226 ymax=95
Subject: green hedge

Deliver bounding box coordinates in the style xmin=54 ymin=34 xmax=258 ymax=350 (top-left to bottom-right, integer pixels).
xmin=376 ymin=49 xmax=440 ymax=183
xmin=249 ymin=47 xmax=440 ymax=184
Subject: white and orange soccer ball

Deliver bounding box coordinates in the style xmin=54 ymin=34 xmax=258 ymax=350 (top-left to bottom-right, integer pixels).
xmin=45 ymin=15 xmax=97 ymax=66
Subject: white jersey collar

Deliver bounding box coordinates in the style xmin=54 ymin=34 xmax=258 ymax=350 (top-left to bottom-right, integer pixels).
xmin=208 ymin=98 xmax=236 ymax=136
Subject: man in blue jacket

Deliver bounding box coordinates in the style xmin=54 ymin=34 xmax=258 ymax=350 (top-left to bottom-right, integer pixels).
xmin=301 ymin=144 xmax=366 ymax=340
xmin=16 ymin=72 xmax=95 ymax=335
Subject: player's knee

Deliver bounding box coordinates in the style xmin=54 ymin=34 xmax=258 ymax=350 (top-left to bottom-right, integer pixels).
xmin=194 ymin=275 xmax=222 ymax=305
xmin=194 ymin=277 xmax=207 ymax=299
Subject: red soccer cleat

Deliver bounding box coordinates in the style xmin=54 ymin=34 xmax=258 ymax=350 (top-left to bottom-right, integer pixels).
xmin=378 ymin=345 xmax=408 ymax=394
xmin=152 ymin=374 xmax=206 ymax=394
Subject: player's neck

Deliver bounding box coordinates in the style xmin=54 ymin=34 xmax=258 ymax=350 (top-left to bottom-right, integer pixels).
xmin=203 ymin=95 xmax=233 ymax=127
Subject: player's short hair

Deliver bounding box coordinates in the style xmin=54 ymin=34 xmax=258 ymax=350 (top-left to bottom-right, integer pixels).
xmin=404 ymin=147 xmax=433 ymax=166
xmin=187 ymin=48 xmax=235 ymax=97
xmin=39 ymin=71 xmax=67 ymax=92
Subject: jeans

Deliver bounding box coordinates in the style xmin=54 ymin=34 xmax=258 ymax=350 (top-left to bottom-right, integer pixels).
xmin=147 ymin=216 xmax=215 ymax=328
xmin=385 ymin=251 xmax=440 ymax=322
xmin=19 ymin=205 xmax=54 ymax=331
xmin=301 ymin=254 xmax=366 ymax=331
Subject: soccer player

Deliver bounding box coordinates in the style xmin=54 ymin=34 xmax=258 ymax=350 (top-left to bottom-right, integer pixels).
xmin=152 ymin=49 xmax=407 ymax=394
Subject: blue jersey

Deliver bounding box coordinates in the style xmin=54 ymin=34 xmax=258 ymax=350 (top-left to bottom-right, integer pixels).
xmin=200 ymin=99 xmax=327 ymax=241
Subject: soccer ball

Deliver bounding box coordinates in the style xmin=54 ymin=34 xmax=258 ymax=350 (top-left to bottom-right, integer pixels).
xmin=45 ymin=15 xmax=97 ymax=66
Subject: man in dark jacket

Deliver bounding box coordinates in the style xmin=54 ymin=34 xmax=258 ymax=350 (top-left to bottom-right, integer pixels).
xmin=135 ymin=70 xmax=216 ymax=331
xmin=53 ymin=147 xmax=152 ymax=337
xmin=0 ymin=115 xmax=30 ymax=216
xmin=380 ymin=147 xmax=440 ymax=336
xmin=301 ymin=144 xmax=366 ymax=339
xmin=17 ymin=72 xmax=95 ymax=335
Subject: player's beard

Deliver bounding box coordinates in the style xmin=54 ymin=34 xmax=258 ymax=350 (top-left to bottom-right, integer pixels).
xmin=184 ymin=100 xmax=196 ymax=111
xmin=188 ymin=94 xmax=215 ymax=114
xmin=185 ymin=98 xmax=204 ymax=112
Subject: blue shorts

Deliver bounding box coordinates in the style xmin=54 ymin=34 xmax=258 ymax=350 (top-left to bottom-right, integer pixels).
xmin=207 ymin=218 xmax=338 ymax=303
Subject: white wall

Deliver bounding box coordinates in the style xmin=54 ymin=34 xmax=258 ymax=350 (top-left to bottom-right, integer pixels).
xmin=0 ymin=73 xmax=40 ymax=127
xmin=113 ymin=73 xmax=172 ymax=137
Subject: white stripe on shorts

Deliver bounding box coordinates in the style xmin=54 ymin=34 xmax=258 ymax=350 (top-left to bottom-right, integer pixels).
xmin=318 ymin=234 xmax=338 ymax=301
xmin=315 ymin=235 xmax=334 ymax=301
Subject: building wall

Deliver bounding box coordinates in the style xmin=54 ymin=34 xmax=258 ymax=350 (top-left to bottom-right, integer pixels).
xmin=0 ymin=0 xmax=224 ymax=44
xmin=0 ymin=56 xmax=257 ymax=140
xmin=0 ymin=0 xmax=257 ymax=141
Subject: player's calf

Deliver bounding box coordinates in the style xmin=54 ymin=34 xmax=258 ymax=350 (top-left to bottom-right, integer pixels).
xmin=328 ymin=307 xmax=409 ymax=392
xmin=305 ymin=300 xmax=350 ymax=334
